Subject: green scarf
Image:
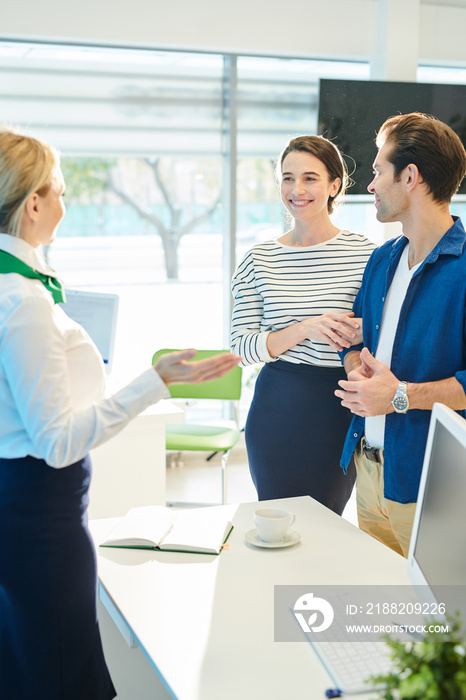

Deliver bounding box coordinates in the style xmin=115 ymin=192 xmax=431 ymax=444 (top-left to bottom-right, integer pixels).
xmin=0 ymin=249 xmax=66 ymax=304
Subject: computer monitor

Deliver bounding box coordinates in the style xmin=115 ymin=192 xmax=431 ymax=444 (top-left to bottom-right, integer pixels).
xmin=60 ymin=289 xmax=119 ymax=373
xmin=407 ymin=402 xmax=466 ymax=621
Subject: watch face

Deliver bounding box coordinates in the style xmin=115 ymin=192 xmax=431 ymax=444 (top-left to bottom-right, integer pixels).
xmin=393 ymin=395 xmax=408 ymax=412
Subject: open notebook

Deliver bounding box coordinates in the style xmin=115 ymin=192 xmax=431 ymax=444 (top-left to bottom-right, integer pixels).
xmin=100 ymin=504 xmax=234 ymax=555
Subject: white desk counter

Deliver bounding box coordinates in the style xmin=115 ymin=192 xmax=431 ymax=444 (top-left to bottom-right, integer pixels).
xmin=90 ymin=496 xmax=410 ymax=700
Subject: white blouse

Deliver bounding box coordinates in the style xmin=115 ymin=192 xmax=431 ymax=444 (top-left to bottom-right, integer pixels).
xmin=0 ymin=233 xmax=168 ymax=468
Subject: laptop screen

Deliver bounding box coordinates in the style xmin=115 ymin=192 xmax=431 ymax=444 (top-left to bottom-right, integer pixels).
xmin=407 ymin=402 xmax=466 ymax=619
xmin=61 ymin=289 xmax=119 ymax=373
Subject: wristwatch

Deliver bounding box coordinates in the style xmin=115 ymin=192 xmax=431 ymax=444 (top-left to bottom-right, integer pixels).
xmin=391 ymin=381 xmax=409 ymax=414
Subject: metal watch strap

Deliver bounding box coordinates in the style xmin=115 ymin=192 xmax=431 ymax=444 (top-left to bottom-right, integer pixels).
xmin=392 ymin=380 xmax=409 ymax=414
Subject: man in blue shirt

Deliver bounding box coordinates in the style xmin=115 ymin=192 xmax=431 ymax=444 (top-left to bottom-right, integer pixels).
xmin=335 ymin=112 xmax=466 ymax=557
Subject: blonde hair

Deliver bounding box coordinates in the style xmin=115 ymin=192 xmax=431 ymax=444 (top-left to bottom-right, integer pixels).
xmin=0 ymin=127 xmax=60 ymax=237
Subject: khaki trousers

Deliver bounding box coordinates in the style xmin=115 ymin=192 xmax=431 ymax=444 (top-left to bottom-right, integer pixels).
xmin=354 ymin=439 xmax=417 ymax=558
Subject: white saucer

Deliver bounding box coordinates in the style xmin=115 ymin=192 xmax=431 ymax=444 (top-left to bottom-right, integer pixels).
xmin=245 ymin=528 xmax=300 ymax=549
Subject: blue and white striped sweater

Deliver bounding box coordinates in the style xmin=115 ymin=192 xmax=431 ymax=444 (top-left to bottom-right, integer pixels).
xmin=231 ymin=230 xmax=375 ymax=367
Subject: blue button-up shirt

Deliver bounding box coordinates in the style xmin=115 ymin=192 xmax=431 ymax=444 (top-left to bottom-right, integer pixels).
xmin=340 ymin=217 xmax=466 ymax=503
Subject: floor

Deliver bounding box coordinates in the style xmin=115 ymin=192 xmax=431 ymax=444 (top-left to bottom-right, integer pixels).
xmin=165 ymin=432 xmax=359 ymax=527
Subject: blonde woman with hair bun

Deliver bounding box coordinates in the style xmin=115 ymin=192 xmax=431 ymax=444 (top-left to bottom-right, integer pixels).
xmin=0 ymin=127 xmax=239 ymax=699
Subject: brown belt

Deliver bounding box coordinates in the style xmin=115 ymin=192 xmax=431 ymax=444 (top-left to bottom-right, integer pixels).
xmin=362 ymin=437 xmax=383 ymax=464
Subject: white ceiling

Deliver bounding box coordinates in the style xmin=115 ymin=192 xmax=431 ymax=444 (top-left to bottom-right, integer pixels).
xmin=422 ymin=0 xmax=466 ymax=7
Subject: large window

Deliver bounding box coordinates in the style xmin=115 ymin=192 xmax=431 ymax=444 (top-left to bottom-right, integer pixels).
xmin=0 ymin=41 xmax=371 ymax=403
xmin=0 ymin=43 xmax=228 ymax=383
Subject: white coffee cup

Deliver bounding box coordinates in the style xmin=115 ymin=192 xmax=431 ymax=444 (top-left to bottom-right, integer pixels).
xmin=254 ymin=508 xmax=296 ymax=543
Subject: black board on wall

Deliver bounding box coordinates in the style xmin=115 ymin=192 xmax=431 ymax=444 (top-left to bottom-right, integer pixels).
xmin=318 ymin=78 xmax=466 ymax=195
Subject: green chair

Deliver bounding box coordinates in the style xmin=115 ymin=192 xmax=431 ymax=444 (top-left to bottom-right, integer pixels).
xmin=152 ymin=349 xmax=242 ymax=504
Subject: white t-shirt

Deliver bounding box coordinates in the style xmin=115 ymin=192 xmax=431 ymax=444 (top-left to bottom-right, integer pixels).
xmin=365 ymin=244 xmax=422 ymax=448
xmin=0 ymin=233 xmax=168 ymax=468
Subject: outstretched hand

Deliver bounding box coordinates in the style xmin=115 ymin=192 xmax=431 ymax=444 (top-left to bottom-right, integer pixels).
xmin=154 ymin=349 xmax=242 ymax=386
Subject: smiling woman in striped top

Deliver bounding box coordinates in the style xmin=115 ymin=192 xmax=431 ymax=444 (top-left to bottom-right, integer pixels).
xmin=231 ymin=135 xmax=375 ymax=514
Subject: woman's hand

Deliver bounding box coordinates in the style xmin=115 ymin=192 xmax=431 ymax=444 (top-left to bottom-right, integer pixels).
xmin=154 ymin=349 xmax=241 ymax=386
xmin=300 ymin=312 xmax=362 ymax=351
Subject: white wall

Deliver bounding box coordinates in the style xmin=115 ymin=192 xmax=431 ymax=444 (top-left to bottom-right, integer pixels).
xmin=2 ymin=0 xmax=466 ymax=66
xmin=420 ymin=4 xmax=466 ymax=64
xmin=0 ymin=0 xmax=376 ymax=57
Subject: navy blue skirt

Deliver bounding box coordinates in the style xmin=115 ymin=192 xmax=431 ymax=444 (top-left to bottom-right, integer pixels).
xmin=0 ymin=455 xmax=116 ymax=700
xmin=245 ymin=360 xmax=356 ymax=514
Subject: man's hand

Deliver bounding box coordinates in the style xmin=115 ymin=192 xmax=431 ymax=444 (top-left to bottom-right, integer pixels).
xmin=343 ymin=349 xmax=373 ymax=380
xmin=335 ymin=348 xmax=399 ymax=416
xmin=154 ymin=349 xmax=241 ymax=386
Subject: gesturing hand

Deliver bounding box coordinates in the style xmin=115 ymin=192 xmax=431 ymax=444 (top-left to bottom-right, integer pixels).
xmin=347 ymin=349 xmax=374 ymax=382
xmin=334 ymin=348 xmax=399 ymax=417
xmin=154 ymin=349 xmax=241 ymax=386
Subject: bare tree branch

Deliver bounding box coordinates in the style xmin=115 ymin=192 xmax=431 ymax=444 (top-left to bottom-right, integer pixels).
xmin=107 ymin=175 xmax=168 ymax=236
xmin=144 ymin=158 xmax=176 ymax=219
xmin=107 ymin=160 xmax=220 ymax=279
xmin=178 ymin=196 xmax=221 ymax=238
